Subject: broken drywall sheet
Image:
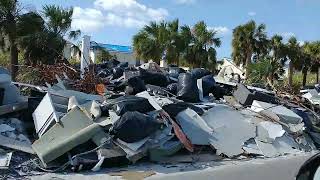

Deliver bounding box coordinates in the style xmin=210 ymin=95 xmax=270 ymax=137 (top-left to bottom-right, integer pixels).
xmin=0 ymin=134 xmax=34 ymax=154
xmin=0 ymin=152 xmax=12 ymax=169
xmin=255 ymin=134 xmax=301 ymax=157
xmin=202 ymin=105 xmax=256 ymax=157
xmin=242 ymin=139 xmax=264 ymax=155
xmin=176 ymin=108 xmax=214 ymax=145
xmin=0 ymin=124 xmax=15 ymax=133
xmin=251 ymin=100 xmax=302 ymax=124
xmin=256 ymin=121 xmax=285 ymax=143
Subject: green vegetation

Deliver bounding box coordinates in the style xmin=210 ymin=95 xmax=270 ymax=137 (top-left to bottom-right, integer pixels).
xmin=1 ymin=0 xmax=320 ymax=91
xmin=133 ymin=20 xmax=220 ymax=71
xmin=0 ymin=0 xmax=81 ymax=80
xmin=95 ymin=48 xmax=117 ymax=64
xmin=232 ymin=20 xmax=320 ymax=88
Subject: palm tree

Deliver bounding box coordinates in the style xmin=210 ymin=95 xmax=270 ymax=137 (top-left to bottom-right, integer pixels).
xmin=267 ymin=35 xmax=287 ymax=84
xmin=286 ymin=37 xmax=303 ymax=87
xmin=18 ymin=5 xmax=81 ymax=65
xmin=232 ymin=20 xmax=269 ymax=76
xmin=181 ymin=21 xmax=221 ymax=69
xmin=303 ymin=41 xmax=320 ymax=83
xmin=1 ymin=2 xmax=81 ymax=78
xmin=133 ymin=21 xmax=166 ymax=63
xmin=165 ymin=19 xmax=182 ymax=65
xmin=0 ymin=0 xmax=19 ymax=80
xmin=42 ymin=5 xmax=80 ymax=40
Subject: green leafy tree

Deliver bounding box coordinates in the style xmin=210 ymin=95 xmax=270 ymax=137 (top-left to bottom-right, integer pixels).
xmin=267 ymin=35 xmax=288 ymax=84
xmin=0 ymin=0 xmax=20 ymax=80
xmin=303 ymin=41 xmax=320 ymax=83
xmin=247 ymin=56 xmax=284 ymax=87
xmin=133 ymin=21 xmax=167 ymax=64
xmin=181 ymin=21 xmax=221 ymax=69
xmin=95 ymin=47 xmax=114 ymax=63
xmin=18 ymin=5 xmax=81 ymax=65
xmin=286 ymin=37 xmax=303 ymax=87
xmin=0 ymin=2 xmax=81 ymax=79
xmin=232 ymin=20 xmax=269 ymax=76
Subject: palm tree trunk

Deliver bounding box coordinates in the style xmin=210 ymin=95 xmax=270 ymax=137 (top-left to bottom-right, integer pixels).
xmin=288 ymin=61 xmax=293 ymax=87
xmin=317 ymin=66 xmax=320 ymax=84
xmin=245 ymin=51 xmax=252 ymax=78
xmin=7 ymin=11 xmax=18 ymax=81
xmin=302 ymin=67 xmax=308 ymax=87
xmin=10 ymin=43 xmax=18 ymax=81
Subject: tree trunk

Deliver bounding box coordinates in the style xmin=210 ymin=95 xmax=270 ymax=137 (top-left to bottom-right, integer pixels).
xmin=245 ymin=51 xmax=252 ymax=78
xmin=288 ymin=61 xmax=293 ymax=87
xmin=10 ymin=43 xmax=18 ymax=81
xmin=302 ymin=67 xmax=308 ymax=87
xmin=317 ymin=66 xmax=320 ymax=84
xmin=8 ymin=12 xmax=18 ymax=81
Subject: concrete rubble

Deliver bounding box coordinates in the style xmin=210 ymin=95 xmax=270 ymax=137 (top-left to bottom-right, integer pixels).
xmin=0 ymin=62 xmax=320 ymax=179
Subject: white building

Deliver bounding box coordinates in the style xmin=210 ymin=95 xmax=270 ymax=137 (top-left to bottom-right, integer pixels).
xmin=89 ymin=41 xmax=140 ymax=66
xmin=65 ymin=41 xmax=140 ymax=66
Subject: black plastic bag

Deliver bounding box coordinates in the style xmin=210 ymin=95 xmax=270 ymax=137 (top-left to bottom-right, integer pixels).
xmin=112 ymin=67 xmax=124 ymax=80
xmin=167 ymin=83 xmax=178 ymax=95
xmin=117 ymin=62 xmax=129 ymax=68
xmin=177 ymin=73 xmax=199 ymax=102
xmin=139 ymin=68 xmax=169 ymax=87
xmin=146 ymin=84 xmax=170 ymax=96
xmin=191 ymin=68 xmax=211 ymax=79
xmin=106 ymin=96 xmax=155 ymax=116
xmin=162 ymin=102 xmax=204 ymax=118
xmin=110 ymin=111 xmax=161 ymax=143
xmin=201 ymin=75 xmax=216 ymax=96
xmin=125 ymin=76 xmax=146 ymax=95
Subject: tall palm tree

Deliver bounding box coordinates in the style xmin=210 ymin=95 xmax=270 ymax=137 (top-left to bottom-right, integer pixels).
xmin=286 ymin=37 xmax=303 ymax=87
xmin=267 ymin=35 xmax=287 ymax=84
xmin=304 ymin=41 xmax=320 ymax=83
xmin=0 ymin=0 xmax=19 ymax=80
xmin=133 ymin=21 xmax=166 ymax=63
xmin=232 ymin=20 xmax=269 ymax=76
xmin=181 ymin=21 xmax=221 ymax=69
xmin=165 ymin=19 xmax=182 ymax=65
xmin=18 ymin=5 xmax=81 ymax=65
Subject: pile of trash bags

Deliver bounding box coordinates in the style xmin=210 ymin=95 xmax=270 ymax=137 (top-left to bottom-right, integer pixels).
xmin=0 ymin=60 xmax=320 ymax=177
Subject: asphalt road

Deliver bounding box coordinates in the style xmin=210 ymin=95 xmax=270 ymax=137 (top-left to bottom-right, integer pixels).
xmin=149 ymin=153 xmax=315 ymax=180
xmin=32 ymin=153 xmax=315 ymax=180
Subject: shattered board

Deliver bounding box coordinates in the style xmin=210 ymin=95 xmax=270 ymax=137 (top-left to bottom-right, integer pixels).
xmin=202 ymin=105 xmax=256 ymax=157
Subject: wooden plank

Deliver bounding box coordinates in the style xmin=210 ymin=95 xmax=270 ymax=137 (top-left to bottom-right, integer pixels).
xmin=0 ymin=101 xmax=28 ymax=116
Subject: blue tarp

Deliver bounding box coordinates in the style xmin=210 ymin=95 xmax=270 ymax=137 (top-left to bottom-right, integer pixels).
xmin=91 ymin=42 xmax=133 ymax=53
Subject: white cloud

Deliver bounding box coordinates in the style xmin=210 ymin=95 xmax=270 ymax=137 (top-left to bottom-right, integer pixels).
xmin=208 ymin=26 xmax=231 ymax=36
xmin=248 ymin=12 xmax=256 ymax=16
xmin=94 ymin=0 xmax=168 ymax=24
xmin=72 ymin=7 xmax=106 ymax=32
xmin=175 ymin=0 xmax=196 ymax=5
xmin=71 ymin=0 xmax=169 ymax=32
xmin=282 ymin=32 xmax=296 ymax=39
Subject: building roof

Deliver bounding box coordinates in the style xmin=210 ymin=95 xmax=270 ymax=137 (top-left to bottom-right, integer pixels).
xmin=90 ymin=41 xmax=133 ymax=53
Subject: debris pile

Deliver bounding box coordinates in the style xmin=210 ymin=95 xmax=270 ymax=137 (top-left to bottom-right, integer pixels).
xmin=0 ymin=61 xmax=320 ymax=178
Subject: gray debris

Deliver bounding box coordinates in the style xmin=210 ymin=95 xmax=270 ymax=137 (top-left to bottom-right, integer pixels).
xmin=256 ymin=121 xmax=285 ymax=143
xmin=0 ymin=152 xmax=12 ymax=169
xmin=202 ymin=105 xmax=256 ymax=157
xmin=176 ymin=108 xmax=214 ymax=145
xmin=32 ymin=93 xmax=69 ymax=137
xmin=251 ymin=100 xmax=303 ymax=124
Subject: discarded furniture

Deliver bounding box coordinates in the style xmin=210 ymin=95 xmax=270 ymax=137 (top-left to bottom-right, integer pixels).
xmin=32 ymin=92 xmax=69 ymax=137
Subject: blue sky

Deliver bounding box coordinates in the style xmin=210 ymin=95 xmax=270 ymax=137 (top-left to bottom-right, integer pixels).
xmin=20 ymin=0 xmax=320 ymax=59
